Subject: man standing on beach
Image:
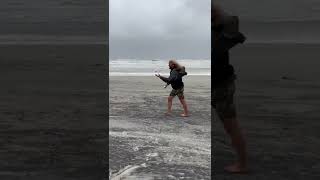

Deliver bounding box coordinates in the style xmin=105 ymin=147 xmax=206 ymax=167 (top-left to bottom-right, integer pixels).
xmin=212 ymin=4 xmax=248 ymax=173
xmin=156 ymin=60 xmax=189 ymax=117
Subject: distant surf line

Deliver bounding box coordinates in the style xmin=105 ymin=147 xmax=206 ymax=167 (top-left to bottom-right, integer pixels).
xmin=109 ymin=72 xmax=211 ymax=76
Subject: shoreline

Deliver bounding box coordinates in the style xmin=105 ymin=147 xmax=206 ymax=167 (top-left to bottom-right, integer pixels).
xmin=109 ymin=76 xmax=211 ymax=179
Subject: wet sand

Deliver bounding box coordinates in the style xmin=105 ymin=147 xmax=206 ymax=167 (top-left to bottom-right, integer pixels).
xmin=0 ymin=45 xmax=108 ymax=180
xmin=109 ymin=44 xmax=320 ymax=180
xmin=2 ymin=43 xmax=320 ymax=179
xmin=214 ymin=44 xmax=320 ymax=179
xmin=109 ymin=76 xmax=211 ymax=179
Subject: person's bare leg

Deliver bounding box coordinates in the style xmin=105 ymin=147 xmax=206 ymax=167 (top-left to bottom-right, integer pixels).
xmin=222 ymin=117 xmax=248 ymax=173
xmin=179 ymin=96 xmax=189 ymax=117
xmin=166 ymin=96 xmax=174 ymax=115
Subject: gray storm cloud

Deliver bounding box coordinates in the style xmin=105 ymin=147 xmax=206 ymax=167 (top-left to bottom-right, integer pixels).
xmin=109 ymin=0 xmax=211 ymax=59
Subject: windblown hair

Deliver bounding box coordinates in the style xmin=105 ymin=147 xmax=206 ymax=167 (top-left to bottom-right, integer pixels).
xmin=169 ymin=59 xmax=182 ymax=70
xmin=169 ymin=59 xmax=187 ymax=76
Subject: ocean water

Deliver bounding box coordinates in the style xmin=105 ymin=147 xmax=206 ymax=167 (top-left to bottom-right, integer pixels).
xmin=109 ymin=59 xmax=211 ymax=76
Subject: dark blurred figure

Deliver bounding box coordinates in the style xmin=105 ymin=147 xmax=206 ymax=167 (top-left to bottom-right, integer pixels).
xmin=212 ymin=4 xmax=248 ymax=173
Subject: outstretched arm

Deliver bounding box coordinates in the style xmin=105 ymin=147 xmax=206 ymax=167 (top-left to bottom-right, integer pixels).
xmin=159 ymin=75 xmax=169 ymax=83
xmin=156 ymin=70 xmax=178 ymax=84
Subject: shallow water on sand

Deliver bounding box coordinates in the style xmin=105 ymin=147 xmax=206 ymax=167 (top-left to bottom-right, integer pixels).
xmin=109 ymin=76 xmax=211 ymax=179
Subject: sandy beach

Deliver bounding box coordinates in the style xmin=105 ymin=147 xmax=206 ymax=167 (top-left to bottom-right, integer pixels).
xmin=109 ymin=76 xmax=211 ymax=179
xmin=1 ymin=43 xmax=319 ymax=180
xmin=109 ymin=43 xmax=320 ymax=180
xmin=0 ymin=45 xmax=108 ymax=180
xmin=214 ymin=43 xmax=320 ymax=179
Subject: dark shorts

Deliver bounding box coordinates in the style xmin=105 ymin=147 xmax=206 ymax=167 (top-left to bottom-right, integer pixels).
xmin=170 ymin=87 xmax=184 ymax=98
xmin=212 ymin=78 xmax=236 ymax=120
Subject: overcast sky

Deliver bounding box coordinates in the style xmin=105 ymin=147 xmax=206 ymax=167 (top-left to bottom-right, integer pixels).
xmin=109 ymin=0 xmax=210 ymax=59
xmin=1 ymin=0 xmax=318 ymax=45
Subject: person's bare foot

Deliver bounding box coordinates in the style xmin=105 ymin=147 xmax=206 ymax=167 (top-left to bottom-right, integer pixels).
xmin=165 ymin=112 xmax=172 ymax=116
xmin=224 ymin=163 xmax=248 ymax=174
xmin=180 ymin=113 xmax=189 ymax=117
